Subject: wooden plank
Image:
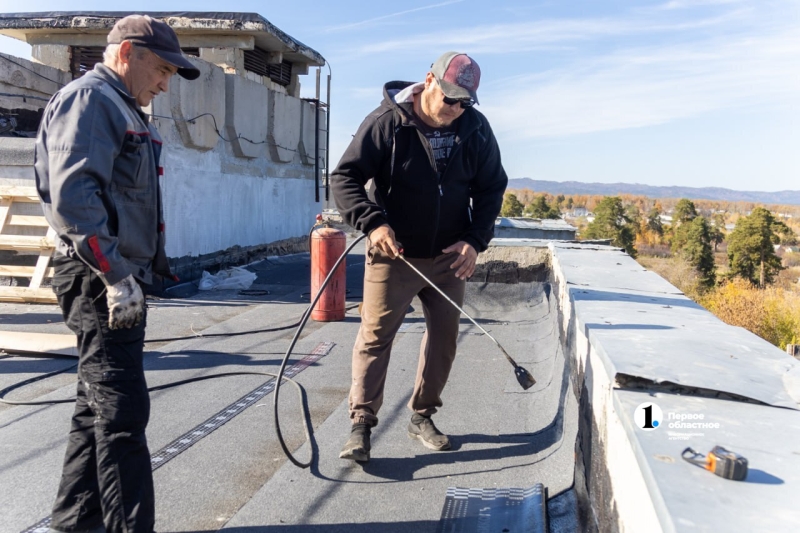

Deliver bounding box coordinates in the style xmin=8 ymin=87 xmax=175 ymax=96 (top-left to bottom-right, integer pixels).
xmin=0 ymin=186 xmax=39 ymax=198
xmin=0 ymin=265 xmax=54 ymax=278
xmin=0 ymin=235 xmax=55 ymax=251
xmin=0 ymin=197 xmax=11 ymax=234
xmin=0 ymin=286 xmax=57 ymax=303
xmin=7 ymin=215 xmax=51 ymax=227
xmin=0 ymin=331 xmax=76 ymax=357
xmin=0 ymin=192 xmax=57 ymax=303
xmin=29 ymin=227 xmax=56 ymax=289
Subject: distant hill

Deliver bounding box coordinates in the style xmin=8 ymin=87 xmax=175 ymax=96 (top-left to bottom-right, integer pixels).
xmin=507 ymin=179 xmax=800 ymax=206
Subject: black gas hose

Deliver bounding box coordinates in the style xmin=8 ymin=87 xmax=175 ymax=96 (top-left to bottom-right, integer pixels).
xmin=273 ymin=232 xmax=366 ymax=468
xmin=0 ymin=232 xmax=367 ymax=471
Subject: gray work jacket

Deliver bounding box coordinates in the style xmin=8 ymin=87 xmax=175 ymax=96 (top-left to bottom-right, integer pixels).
xmin=35 ymin=63 xmax=172 ymax=286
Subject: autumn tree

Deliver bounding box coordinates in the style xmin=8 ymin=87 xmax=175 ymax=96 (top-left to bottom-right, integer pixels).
xmin=646 ymin=207 xmax=664 ymax=236
xmin=625 ymin=204 xmax=642 ymax=239
xmin=671 ymin=199 xmax=699 ymax=252
xmin=583 ymin=196 xmax=637 ymax=257
xmin=673 ymin=198 xmax=698 ymax=224
xmin=681 ymin=216 xmax=716 ymax=288
xmin=710 ymin=213 xmax=726 ymax=252
xmin=727 ymin=207 xmax=795 ymax=288
xmin=501 ymin=192 xmax=524 ymax=217
xmin=525 ymin=195 xmax=561 ymax=219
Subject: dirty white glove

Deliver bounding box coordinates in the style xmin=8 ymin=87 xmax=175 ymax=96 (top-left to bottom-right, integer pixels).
xmin=106 ymin=274 xmax=144 ymax=330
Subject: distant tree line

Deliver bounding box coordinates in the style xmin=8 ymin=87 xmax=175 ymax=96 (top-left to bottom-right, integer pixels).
xmin=501 ymin=188 xmax=798 ymax=291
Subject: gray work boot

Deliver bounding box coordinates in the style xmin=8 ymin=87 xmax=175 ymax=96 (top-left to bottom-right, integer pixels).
xmin=408 ymin=413 xmax=451 ymax=451
xmin=339 ymin=422 xmax=371 ymax=462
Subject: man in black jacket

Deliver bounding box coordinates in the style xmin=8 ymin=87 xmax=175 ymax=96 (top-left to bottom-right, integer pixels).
xmin=332 ymin=52 xmax=507 ymax=462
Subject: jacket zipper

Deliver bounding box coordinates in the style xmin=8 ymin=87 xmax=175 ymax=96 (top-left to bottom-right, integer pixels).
xmin=414 ymin=127 xmax=443 ymax=256
xmin=404 ymin=114 xmax=479 ymax=257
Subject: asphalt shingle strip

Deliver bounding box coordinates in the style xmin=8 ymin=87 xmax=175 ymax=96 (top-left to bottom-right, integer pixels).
xmin=436 ymin=485 xmax=547 ymax=533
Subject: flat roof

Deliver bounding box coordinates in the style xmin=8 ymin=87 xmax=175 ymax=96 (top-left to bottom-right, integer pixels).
xmin=0 ymin=12 xmax=325 ymax=67
xmin=496 ymin=217 xmax=576 ymax=231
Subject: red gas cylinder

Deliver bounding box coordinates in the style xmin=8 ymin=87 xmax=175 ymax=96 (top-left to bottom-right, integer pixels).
xmin=310 ymin=221 xmax=346 ymax=322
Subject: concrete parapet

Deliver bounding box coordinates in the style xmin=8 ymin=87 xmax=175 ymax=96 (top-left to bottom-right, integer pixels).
xmin=540 ymin=240 xmax=800 ymax=532
xmin=0 ymin=52 xmax=69 ymax=114
xmin=31 ymin=44 xmax=70 ymax=72
xmin=267 ymin=90 xmax=300 ymax=163
xmin=169 ymin=56 xmax=225 ymax=151
xmin=298 ymin=101 xmax=327 ymax=167
xmin=0 ymin=52 xmax=70 ymax=94
xmin=474 ymin=244 xmax=550 ymax=283
xmin=224 ymin=74 xmax=269 ymax=159
xmin=200 ymin=47 xmax=244 ymax=75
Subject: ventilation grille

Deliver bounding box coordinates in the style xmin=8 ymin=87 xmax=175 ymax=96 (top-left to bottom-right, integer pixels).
xmin=69 ymin=46 xmax=201 ymax=78
xmin=70 ymin=47 xmax=105 ymax=78
xmin=243 ymin=48 xmax=293 ymax=86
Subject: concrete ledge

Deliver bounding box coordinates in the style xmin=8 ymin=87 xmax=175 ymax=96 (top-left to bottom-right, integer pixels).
xmin=483 ymin=241 xmax=800 ymax=530
xmin=540 ymin=240 xmax=800 ymax=532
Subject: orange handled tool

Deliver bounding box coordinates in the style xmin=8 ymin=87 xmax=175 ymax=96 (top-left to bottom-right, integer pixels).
xmin=682 ymin=446 xmax=748 ymax=481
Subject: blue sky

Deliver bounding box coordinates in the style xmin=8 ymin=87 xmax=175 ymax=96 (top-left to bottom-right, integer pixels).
xmin=1 ymin=0 xmax=798 ymax=191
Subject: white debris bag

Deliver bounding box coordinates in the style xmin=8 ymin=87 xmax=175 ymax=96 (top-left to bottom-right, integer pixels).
xmin=198 ymin=267 xmax=257 ymax=291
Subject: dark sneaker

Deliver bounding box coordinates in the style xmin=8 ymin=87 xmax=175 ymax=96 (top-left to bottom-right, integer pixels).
xmin=339 ymin=422 xmax=371 ymax=462
xmin=407 ymin=414 xmax=451 ymax=451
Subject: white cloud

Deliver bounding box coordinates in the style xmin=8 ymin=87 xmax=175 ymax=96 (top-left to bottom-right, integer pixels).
xmin=325 ymin=0 xmax=465 ymax=33
xmin=658 ymin=0 xmax=747 ymax=9
xmin=344 ymin=10 xmax=746 ymax=56
xmin=482 ymin=28 xmax=800 ymax=139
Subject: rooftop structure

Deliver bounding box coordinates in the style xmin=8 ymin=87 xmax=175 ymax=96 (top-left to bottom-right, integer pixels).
xmin=495 ymin=217 xmax=577 ymax=240
xmin=0 ymin=12 xmax=323 ymax=96
xmin=0 ymin=12 xmax=330 ymax=284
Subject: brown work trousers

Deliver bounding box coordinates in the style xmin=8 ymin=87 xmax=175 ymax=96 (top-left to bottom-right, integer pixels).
xmin=350 ymin=246 xmax=465 ymax=426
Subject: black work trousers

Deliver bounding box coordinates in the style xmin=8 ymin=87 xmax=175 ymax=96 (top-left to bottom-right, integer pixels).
xmin=50 ymin=254 xmax=154 ymax=533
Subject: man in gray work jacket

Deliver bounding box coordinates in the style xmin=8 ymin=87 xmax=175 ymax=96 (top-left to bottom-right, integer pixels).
xmin=35 ymin=15 xmax=199 ymax=533
xmin=332 ymin=52 xmax=507 ymax=462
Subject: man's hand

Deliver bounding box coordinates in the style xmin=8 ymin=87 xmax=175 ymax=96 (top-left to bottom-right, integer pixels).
xmin=369 ymin=224 xmax=402 ymax=259
xmin=443 ymin=241 xmax=477 ymax=280
xmin=106 ymin=274 xmax=144 ymax=329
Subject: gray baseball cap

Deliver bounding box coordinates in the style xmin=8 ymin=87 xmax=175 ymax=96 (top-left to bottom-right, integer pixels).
xmin=108 ymin=15 xmax=200 ymax=80
xmin=431 ymin=51 xmax=481 ymax=104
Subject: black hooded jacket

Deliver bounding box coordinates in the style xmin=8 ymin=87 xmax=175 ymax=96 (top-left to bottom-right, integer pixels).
xmin=331 ymin=81 xmax=508 ymax=258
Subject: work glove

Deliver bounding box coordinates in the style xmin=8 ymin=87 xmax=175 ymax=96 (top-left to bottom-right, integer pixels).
xmin=106 ymin=274 xmax=144 ymax=330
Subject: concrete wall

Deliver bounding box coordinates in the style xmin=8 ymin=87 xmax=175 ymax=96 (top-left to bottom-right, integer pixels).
xmin=149 ymin=55 xmax=327 ymax=268
xmin=0 ymin=53 xmax=328 ymax=281
xmin=0 ymin=52 xmax=70 ymax=115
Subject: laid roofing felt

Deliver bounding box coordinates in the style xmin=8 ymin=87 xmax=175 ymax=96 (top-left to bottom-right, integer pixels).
xmin=0 ymin=248 xmax=578 ymax=532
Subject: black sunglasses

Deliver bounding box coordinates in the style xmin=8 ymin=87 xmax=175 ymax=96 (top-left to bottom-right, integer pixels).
xmin=442 ymin=95 xmax=475 ymax=109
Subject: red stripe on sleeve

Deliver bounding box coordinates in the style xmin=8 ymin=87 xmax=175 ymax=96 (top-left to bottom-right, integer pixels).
xmin=87 ymin=235 xmax=112 ymax=273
